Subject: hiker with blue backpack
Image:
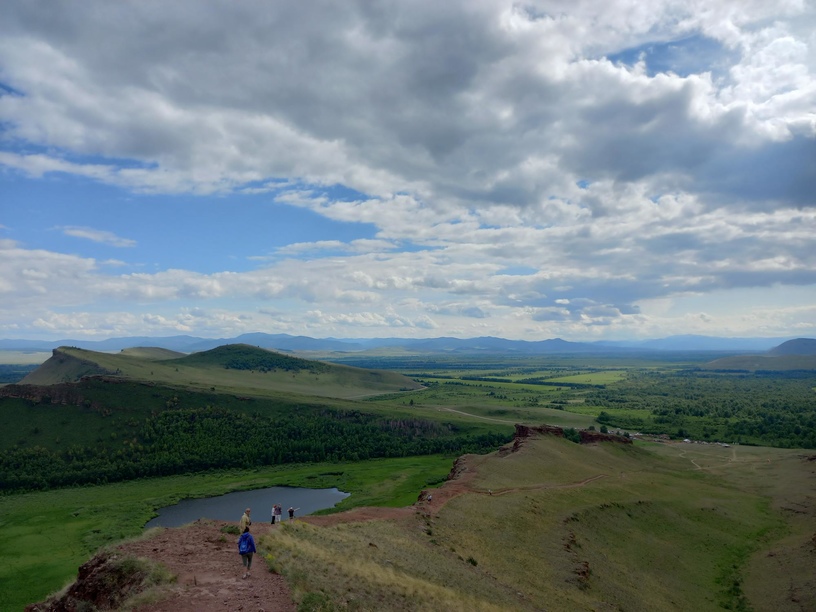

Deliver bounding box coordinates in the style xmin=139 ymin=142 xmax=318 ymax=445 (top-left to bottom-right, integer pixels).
xmin=237 ymin=526 xmax=256 ymax=579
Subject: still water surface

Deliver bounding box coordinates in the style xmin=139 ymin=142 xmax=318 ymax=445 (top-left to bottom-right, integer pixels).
xmin=145 ymin=486 xmax=350 ymax=528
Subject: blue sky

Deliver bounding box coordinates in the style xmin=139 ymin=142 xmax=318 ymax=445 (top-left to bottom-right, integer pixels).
xmin=1 ymin=1 xmax=815 ymax=341
xmin=2 ymin=174 xmax=377 ymax=274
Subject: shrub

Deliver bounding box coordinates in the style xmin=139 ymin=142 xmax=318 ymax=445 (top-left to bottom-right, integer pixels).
xmin=299 ymin=592 xmax=336 ymax=611
xmin=563 ymin=428 xmax=581 ymax=443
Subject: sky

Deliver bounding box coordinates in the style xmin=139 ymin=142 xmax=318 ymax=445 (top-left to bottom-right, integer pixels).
xmin=1 ymin=0 xmax=815 ymax=342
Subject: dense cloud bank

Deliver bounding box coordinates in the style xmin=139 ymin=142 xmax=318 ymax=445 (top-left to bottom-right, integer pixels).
xmin=0 ymin=1 xmax=814 ymax=340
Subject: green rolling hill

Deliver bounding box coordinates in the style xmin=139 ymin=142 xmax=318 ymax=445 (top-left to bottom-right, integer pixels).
xmin=20 ymin=344 xmax=424 ymax=399
xmin=701 ymin=337 xmax=816 ymax=371
xmin=768 ymin=337 xmax=816 ymax=356
xmin=1 ymin=343 xmax=507 ymax=494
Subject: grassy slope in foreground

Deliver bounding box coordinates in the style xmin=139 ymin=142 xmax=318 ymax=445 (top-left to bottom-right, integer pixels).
xmin=20 ymin=344 xmax=423 ymax=399
xmin=264 ymin=436 xmax=813 ymax=611
xmin=0 ymin=455 xmax=453 ymax=611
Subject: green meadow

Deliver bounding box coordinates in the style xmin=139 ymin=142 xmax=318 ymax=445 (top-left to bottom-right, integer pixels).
xmin=544 ymin=370 xmax=628 ymax=384
xmin=360 ymin=380 xmax=596 ymax=432
xmin=0 ymin=455 xmax=453 ymax=611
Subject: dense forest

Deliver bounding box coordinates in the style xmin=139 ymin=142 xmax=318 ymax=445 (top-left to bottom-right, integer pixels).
xmin=171 ymin=344 xmax=330 ymax=373
xmin=0 ymin=402 xmax=509 ymax=492
xmin=585 ymin=369 xmax=816 ymax=448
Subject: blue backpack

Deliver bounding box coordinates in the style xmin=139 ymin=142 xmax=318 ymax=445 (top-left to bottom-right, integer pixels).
xmin=238 ymin=532 xmax=253 ymax=555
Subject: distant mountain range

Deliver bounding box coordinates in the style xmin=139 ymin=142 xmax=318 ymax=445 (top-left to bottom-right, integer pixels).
xmin=0 ymin=333 xmax=808 ymax=355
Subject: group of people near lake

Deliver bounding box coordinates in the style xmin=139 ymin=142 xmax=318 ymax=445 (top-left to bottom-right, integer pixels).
xmin=270 ymin=503 xmax=299 ymax=523
xmin=236 ymin=504 xmax=300 ymax=579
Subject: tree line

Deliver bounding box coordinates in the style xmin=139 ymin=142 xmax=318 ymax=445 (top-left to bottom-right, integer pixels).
xmin=585 ymin=370 xmax=816 ymax=447
xmin=0 ymin=405 xmax=510 ymax=492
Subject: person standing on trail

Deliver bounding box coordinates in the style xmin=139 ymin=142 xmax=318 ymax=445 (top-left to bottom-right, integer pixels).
xmin=240 ymin=507 xmax=252 ymax=531
xmin=275 ymin=504 xmax=283 ymax=524
xmin=271 ymin=504 xmax=277 ymax=525
xmin=237 ymin=526 xmax=256 ymax=579
xmin=288 ymin=506 xmax=299 ymax=521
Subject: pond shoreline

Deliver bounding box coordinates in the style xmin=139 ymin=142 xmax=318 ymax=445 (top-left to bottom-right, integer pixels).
xmin=145 ymin=485 xmax=350 ymax=528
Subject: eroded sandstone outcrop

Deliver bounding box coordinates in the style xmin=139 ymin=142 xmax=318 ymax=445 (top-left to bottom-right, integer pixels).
xmin=511 ymin=423 xmax=632 ymax=451
xmin=25 ymin=552 xmax=166 ymax=612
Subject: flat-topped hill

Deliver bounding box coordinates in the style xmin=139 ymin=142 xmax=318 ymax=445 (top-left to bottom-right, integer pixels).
xmin=20 ymin=348 xmax=115 ymax=385
xmin=19 ymin=344 xmax=423 ymax=399
xmin=119 ymin=347 xmax=185 ymax=360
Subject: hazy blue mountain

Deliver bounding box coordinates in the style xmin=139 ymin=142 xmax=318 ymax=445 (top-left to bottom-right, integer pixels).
xmin=593 ymin=335 xmax=791 ymax=352
xmin=396 ymin=336 xmax=611 ymax=354
xmin=0 ymin=339 xmax=58 ymax=351
xmin=183 ymin=333 xmax=367 ymax=353
xmin=0 ymin=333 xmax=799 ymax=355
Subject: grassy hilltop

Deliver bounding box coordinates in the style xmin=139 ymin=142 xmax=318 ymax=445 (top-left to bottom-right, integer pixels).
xmin=20 ymin=343 xmax=424 ymax=399
xmin=264 ymin=433 xmax=816 ymax=611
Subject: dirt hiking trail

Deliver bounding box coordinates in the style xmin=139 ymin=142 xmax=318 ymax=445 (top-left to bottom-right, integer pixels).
xmin=121 ymin=521 xmax=295 ymax=612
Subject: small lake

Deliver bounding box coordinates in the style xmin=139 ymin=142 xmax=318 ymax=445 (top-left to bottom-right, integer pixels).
xmin=145 ymin=486 xmax=350 ymax=529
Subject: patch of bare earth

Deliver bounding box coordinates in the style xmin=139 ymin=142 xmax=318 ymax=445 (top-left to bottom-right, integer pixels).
xmin=122 ymin=520 xmax=295 ymax=612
